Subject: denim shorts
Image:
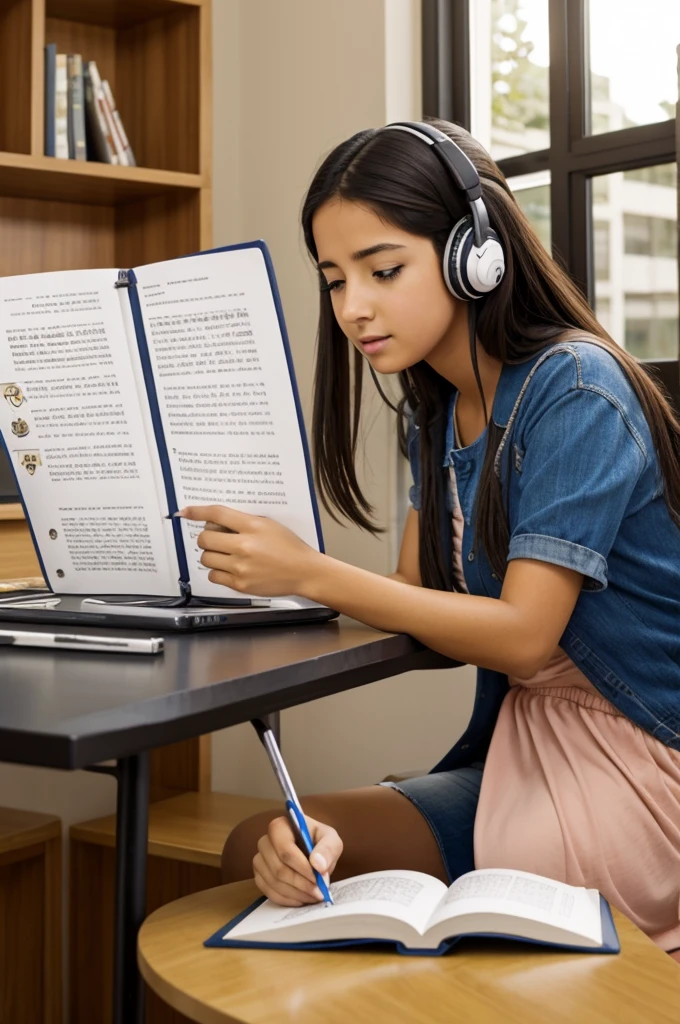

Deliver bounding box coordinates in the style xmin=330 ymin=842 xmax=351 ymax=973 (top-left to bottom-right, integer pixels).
xmin=379 ymin=762 xmax=484 ymax=884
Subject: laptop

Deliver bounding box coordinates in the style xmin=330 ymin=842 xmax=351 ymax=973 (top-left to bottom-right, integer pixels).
xmin=0 ymin=591 xmax=337 ymax=631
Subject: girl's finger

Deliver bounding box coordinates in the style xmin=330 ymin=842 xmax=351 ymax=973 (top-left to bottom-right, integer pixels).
xmin=196 ymin=530 xmax=239 ymax=553
xmin=253 ymin=852 xmax=321 ymax=905
xmin=207 ymin=568 xmax=242 ymax=589
xmin=200 ymin=550 xmax=233 ymax=571
xmin=254 ymin=868 xmax=307 ymax=907
xmin=256 ymin=835 xmax=319 ymax=899
xmin=267 ymin=817 xmax=318 ymax=883
xmin=307 ymin=822 xmax=344 ymax=876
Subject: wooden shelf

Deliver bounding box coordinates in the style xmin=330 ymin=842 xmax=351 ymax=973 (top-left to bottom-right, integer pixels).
xmin=0 ymin=151 xmax=203 ymax=204
xmin=45 ymin=0 xmax=201 ymax=31
xmin=0 ymin=503 xmax=24 ymax=522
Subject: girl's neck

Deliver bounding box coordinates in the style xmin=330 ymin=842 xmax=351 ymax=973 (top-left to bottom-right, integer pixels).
xmin=426 ymin=309 xmax=503 ymax=437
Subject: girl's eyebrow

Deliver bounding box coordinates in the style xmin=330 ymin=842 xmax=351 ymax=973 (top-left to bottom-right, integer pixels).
xmin=317 ymin=243 xmax=406 ymax=271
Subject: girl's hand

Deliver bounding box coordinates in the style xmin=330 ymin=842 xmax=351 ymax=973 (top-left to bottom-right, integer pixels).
xmin=177 ymin=504 xmax=322 ymax=597
xmin=253 ymin=813 xmax=343 ymax=906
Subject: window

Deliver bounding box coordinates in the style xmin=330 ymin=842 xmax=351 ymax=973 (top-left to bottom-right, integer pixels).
xmin=487 ymin=0 xmax=550 ymax=159
xmin=588 ymin=0 xmax=679 ymax=135
xmin=513 ymin=181 xmax=551 ymax=251
xmin=623 ymin=215 xmax=676 ymax=259
xmin=508 ymin=171 xmax=551 ymax=251
xmin=423 ymin=0 xmax=679 ymax=379
xmin=625 ymin=295 xmax=679 ymax=359
xmin=592 ymin=165 xmax=678 ymax=359
xmin=593 ymin=220 xmax=609 ymax=280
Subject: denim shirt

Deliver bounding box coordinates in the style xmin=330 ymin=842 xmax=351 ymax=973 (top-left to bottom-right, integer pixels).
xmin=406 ymin=338 xmax=680 ymax=769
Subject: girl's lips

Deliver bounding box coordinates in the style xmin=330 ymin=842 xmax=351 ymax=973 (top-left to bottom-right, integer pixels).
xmin=360 ymin=336 xmax=391 ymax=354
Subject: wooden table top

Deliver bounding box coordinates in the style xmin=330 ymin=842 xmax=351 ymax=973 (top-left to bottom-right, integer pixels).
xmin=138 ymin=881 xmax=680 ymax=1024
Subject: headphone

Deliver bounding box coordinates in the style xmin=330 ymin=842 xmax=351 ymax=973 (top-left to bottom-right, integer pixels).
xmin=382 ymin=121 xmax=505 ymax=301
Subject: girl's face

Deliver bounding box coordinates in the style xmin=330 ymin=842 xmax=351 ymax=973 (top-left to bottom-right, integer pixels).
xmin=312 ymin=197 xmax=465 ymax=375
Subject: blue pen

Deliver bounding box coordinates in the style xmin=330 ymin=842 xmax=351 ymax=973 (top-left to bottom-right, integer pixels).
xmin=251 ymin=718 xmax=334 ymax=906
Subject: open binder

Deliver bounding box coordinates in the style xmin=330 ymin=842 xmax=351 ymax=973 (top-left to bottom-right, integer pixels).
xmin=0 ymin=241 xmax=328 ymax=617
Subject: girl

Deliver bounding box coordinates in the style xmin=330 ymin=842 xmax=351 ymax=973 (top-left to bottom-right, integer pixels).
xmin=179 ymin=120 xmax=680 ymax=960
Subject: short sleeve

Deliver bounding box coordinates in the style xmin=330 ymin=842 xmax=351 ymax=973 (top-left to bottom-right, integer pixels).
xmin=405 ymin=404 xmax=421 ymax=510
xmin=507 ymin=387 xmax=646 ymax=591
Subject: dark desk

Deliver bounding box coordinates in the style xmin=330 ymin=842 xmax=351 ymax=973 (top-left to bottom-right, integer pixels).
xmin=0 ymin=617 xmax=452 ymax=1023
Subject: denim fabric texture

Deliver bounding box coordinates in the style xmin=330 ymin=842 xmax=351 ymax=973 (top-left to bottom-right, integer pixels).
xmin=406 ymin=339 xmax=680 ymax=768
xmin=380 ymin=764 xmax=484 ymax=882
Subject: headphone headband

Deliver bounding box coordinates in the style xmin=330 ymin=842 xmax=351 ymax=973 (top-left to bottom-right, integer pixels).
xmin=383 ymin=122 xmax=481 ymax=200
xmin=381 ymin=121 xmax=505 ymax=300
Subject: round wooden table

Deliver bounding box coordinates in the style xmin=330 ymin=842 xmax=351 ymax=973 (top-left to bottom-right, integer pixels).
xmin=138 ymin=881 xmax=680 ymax=1024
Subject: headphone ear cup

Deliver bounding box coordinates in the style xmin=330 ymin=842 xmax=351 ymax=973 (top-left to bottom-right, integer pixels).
xmin=466 ymin=229 xmax=505 ymax=295
xmin=443 ymin=215 xmax=476 ymax=300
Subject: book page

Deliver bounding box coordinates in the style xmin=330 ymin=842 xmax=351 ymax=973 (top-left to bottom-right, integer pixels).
xmin=0 ymin=269 xmax=179 ymax=595
xmin=132 ymin=245 xmax=321 ymax=602
xmin=227 ymin=870 xmax=448 ymax=944
xmin=426 ymin=869 xmax=602 ymax=946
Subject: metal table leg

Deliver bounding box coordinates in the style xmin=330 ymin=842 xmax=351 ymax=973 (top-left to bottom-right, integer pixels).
xmin=112 ymin=752 xmax=150 ymax=1024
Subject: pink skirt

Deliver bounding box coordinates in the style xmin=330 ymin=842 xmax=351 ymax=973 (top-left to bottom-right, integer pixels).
xmin=474 ymin=677 xmax=680 ymax=953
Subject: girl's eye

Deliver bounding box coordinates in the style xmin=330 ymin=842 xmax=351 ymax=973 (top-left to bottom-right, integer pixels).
xmin=374 ymin=265 xmax=403 ymax=281
xmin=320 ymin=279 xmax=343 ymax=293
xmin=319 ymin=265 xmax=403 ymax=293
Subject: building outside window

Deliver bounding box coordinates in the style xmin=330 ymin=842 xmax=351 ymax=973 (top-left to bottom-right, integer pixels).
xmin=464 ymin=0 xmax=679 ymax=363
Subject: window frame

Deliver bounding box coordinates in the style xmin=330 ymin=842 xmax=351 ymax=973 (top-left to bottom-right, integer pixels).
xmin=421 ymin=0 xmax=679 ymax=399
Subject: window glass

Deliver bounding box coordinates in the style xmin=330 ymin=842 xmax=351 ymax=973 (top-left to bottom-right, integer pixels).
xmin=592 ymin=165 xmax=678 ymax=360
xmin=509 ymin=172 xmax=551 ymax=252
xmin=588 ymin=0 xmax=679 ymax=135
xmin=471 ymin=0 xmax=549 ymax=159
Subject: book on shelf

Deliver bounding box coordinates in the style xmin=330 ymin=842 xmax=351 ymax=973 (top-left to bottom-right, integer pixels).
xmin=44 ymin=43 xmax=56 ymax=157
xmin=54 ymin=54 xmax=69 ymax=159
xmin=205 ymin=867 xmax=620 ymax=957
xmin=86 ymin=61 xmax=119 ymax=164
xmin=66 ymin=54 xmax=87 ymax=161
xmin=44 ymin=48 xmax=134 ymax=166
xmin=82 ymin=61 xmax=116 ymax=163
xmin=101 ymin=78 xmax=136 ymax=166
xmin=0 ymin=241 xmax=324 ymax=608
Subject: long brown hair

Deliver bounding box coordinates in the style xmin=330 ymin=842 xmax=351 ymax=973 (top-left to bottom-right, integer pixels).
xmin=302 ymin=119 xmax=680 ymax=591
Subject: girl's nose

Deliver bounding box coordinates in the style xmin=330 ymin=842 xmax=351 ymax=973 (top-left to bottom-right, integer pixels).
xmin=340 ymin=278 xmax=375 ymax=324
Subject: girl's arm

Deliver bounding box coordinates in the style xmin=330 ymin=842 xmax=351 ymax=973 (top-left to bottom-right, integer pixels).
xmin=303 ymin=550 xmax=582 ymax=678
xmin=388 ymin=507 xmax=422 ymax=586
xmin=182 ymin=505 xmax=583 ymax=679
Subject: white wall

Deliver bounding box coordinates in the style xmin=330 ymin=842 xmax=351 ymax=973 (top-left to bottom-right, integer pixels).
xmin=210 ymin=0 xmax=477 ymax=800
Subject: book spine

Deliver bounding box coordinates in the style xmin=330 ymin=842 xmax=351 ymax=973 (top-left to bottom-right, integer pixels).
xmin=44 ymin=44 xmax=56 ymax=157
xmin=123 ymin=269 xmax=190 ymax=587
xmin=54 ymin=54 xmax=69 ymax=159
xmin=101 ymin=79 xmax=136 ymax=167
xmin=100 ymin=80 xmax=127 ymax=166
xmin=83 ymin=65 xmax=107 ymax=163
xmin=87 ymin=61 xmax=118 ymax=164
xmin=68 ymin=54 xmax=87 ymax=161
xmin=66 ymin=55 xmax=75 ymax=159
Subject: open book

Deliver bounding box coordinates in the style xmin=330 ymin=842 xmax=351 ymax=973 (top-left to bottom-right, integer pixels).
xmin=0 ymin=242 xmax=323 ymax=607
xmin=205 ymin=867 xmax=619 ymax=956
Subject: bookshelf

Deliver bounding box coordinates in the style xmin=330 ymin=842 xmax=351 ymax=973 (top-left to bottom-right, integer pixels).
xmin=0 ymin=0 xmax=212 ymax=277
xmin=0 ymin=4 xmax=215 ymax=1017
xmin=0 ymin=0 xmax=213 ymax=796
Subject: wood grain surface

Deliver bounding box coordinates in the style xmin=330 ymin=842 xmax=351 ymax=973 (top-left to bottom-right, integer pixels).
xmin=138 ymin=881 xmax=680 ymax=1024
